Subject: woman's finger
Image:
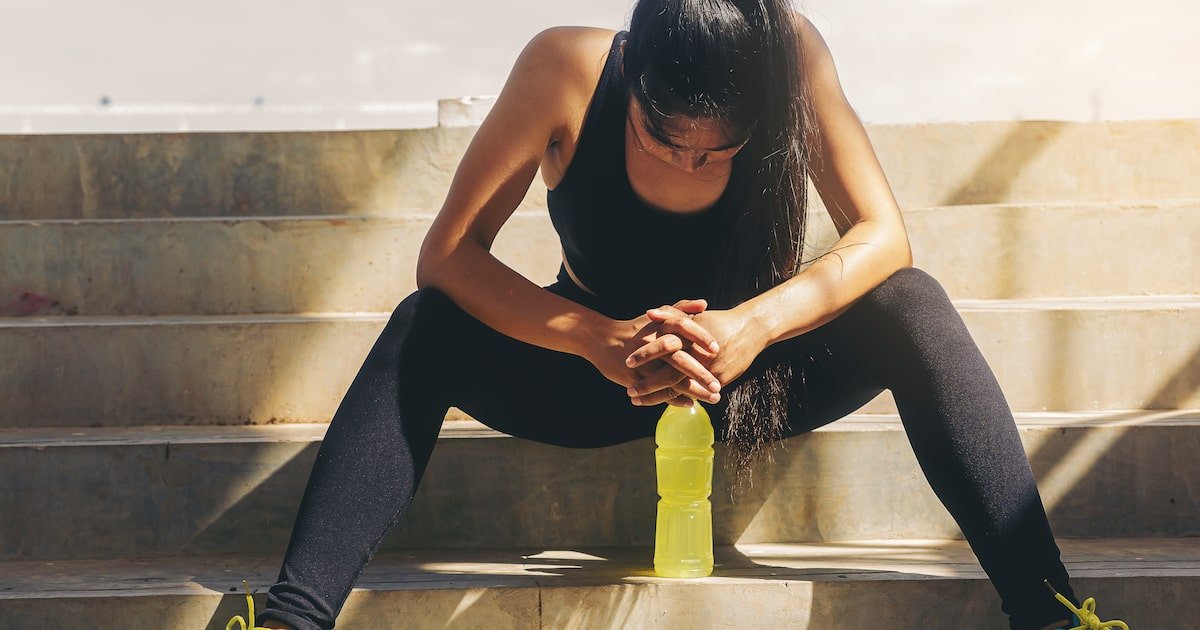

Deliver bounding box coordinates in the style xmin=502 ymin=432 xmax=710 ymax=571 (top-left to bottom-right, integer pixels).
xmin=628 ymin=358 xmax=721 ymax=401
xmin=631 ymin=382 xmax=688 ymax=406
xmin=626 ymin=319 xmax=718 ymax=366
xmin=661 ymin=349 xmax=722 ymax=395
xmin=625 ymin=334 xmax=718 ymax=387
xmin=660 ymin=314 xmax=721 ymax=355
xmin=626 ymin=337 xmax=721 ymax=392
xmin=625 ymin=332 xmax=685 ymax=367
xmin=627 ymin=363 xmax=687 ymax=398
xmin=646 ymin=305 xmax=720 ymax=354
xmin=635 ymin=361 xmax=718 ymax=404
xmin=669 ymin=298 xmax=707 ymax=314
xmin=667 ymin=394 xmax=694 ymax=407
xmin=633 ymin=377 xmax=715 ymax=407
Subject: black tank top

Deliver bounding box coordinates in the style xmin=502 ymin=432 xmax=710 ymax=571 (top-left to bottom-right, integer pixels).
xmin=546 ymin=30 xmax=750 ymax=312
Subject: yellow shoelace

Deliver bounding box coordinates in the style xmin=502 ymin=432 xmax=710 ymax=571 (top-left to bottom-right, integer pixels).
xmin=1044 ymin=579 xmax=1130 ymax=629
xmin=225 ymin=579 xmax=273 ymax=630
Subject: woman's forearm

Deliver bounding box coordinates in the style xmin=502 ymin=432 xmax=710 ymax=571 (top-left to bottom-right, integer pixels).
xmin=415 ymin=240 xmax=611 ymax=360
xmin=736 ymin=219 xmax=914 ymax=348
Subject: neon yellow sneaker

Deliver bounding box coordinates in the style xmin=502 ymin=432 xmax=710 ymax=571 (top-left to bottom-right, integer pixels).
xmin=225 ymin=579 xmax=273 ymax=630
xmin=1043 ymin=579 xmax=1130 ymax=629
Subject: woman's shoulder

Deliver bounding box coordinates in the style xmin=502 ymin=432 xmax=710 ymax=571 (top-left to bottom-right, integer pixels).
xmin=531 ymin=27 xmax=622 ymax=190
xmin=532 ymin=25 xmax=620 ymax=73
xmin=531 ymin=26 xmax=619 ymax=121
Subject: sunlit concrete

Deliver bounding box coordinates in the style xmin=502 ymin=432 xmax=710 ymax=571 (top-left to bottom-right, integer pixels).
xmin=2 ymin=120 xmax=1199 ymax=221
xmin=0 ymin=538 xmax=1192 ymax=628
xmin=1 ymin=412 xmax=1195 ymax=561
xmin=3 ymin=298 xmax=1196 ymax=428
xmin=1 ymin=106 xmax=1196 ymax=630
xmin=1 ymin=200 xmax=1196 ymax=319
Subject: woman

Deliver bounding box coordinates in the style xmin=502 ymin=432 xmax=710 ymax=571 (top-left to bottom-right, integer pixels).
xmin=241 ymin=2 xmax=1120 ymax=629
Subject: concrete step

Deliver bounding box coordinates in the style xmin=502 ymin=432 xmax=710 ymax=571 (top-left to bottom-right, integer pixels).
xmin=1 ymin=412 xmax=1195 ymax=561
xmin=2 ymin=200 xmax=1196 ymax=318
xmin=2 ymin=296 xmax=1197 ymax=428
xmin=0 ymin=212 xmax=559 ymax=318
xmin=902 ymin=199 xmax=1200 ymax=300
xmin=2 ymin=119 xmax=1198 ymax=220
xmin=0 ymin=538 xmax=1191 ymax=628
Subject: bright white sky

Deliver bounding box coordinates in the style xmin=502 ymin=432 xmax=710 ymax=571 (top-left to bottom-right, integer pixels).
xmin=1 ymin=0 xmax=1195 ymax=132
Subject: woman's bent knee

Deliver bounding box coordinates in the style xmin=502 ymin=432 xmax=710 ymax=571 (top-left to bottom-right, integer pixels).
xmin=373 ymin=287 xmax=462 ymax=372
xmin=840 ymin=266 xmax=966 ymax=354
xmin=857 ymin=267 xmax=956 ymax=321
xmin=385 ymin=285 xmax=491 ymax=378
xmin=383 ymin=286 xmax=472 ymax=346
xmin=867 ymin=266 xmax=950 ymax=309
xmin=389 ymin=286 xmax=456 ymax=322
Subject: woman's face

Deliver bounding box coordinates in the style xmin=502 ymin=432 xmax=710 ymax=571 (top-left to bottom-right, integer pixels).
xmin=626 ymin=96 xmax=751 ymax=174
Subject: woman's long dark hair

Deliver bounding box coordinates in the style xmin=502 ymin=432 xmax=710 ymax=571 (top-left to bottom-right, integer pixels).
xmin=622 ymin=0 xmax=823 ymax=498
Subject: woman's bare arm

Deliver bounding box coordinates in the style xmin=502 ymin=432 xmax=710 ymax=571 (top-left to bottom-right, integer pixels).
xmin=737 ymin=14 xmax=915 ymax=346
xmin=416 ymin=27 xmax=609 ymax=359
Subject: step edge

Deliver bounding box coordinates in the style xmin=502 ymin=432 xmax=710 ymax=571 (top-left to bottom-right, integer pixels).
xmin=4 ymin=294 xmax=1199 ymax=327
xmin=3 ymin=410 xmax=1198 ymax=448
xmin=3 ymin=197 xmax=1198 ymax=226
xmin=1 ymin=536 xmax=1197 ymax=600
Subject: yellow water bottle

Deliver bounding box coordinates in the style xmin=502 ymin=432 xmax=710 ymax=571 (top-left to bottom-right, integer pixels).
xmin=653 ymin=401 xmax=715 ymax=578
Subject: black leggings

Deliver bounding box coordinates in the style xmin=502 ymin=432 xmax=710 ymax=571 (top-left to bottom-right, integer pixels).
xmin=256 ymin=266 xmax=1081 ymax=630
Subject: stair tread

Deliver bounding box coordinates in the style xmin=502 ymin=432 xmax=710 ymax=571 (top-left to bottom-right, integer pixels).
xmin=3 ymin=294 xmax=1199 ymax=327
xmin=1 ymin=196 xmax=1196 ymax=227
xmin=0 ymin=311 xmax=395 ymax=327
xmin=2 ymin=410 xmax=1197 ymax=447
xmin=1 ymin=537 xmax=1195 ymax=598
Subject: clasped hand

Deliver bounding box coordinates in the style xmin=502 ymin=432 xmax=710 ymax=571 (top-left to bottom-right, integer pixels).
xmin=586 ymin=297 xmax=765 ymax=407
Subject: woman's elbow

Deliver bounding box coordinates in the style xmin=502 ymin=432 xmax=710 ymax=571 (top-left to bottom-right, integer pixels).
xmin=882 ymin=218 xmax=914 ymax=269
